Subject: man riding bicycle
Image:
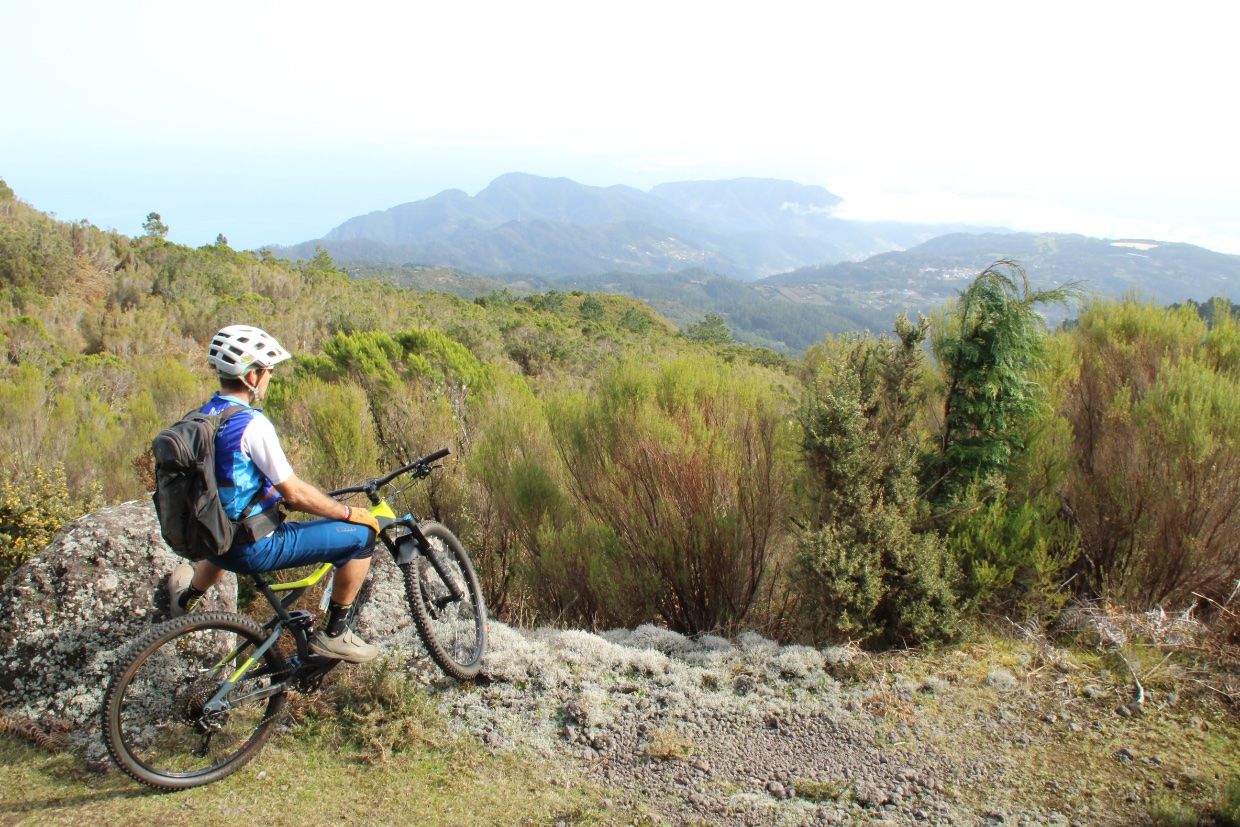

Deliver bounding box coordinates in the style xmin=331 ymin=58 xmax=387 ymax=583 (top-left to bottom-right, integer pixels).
xmin=166 ymin=324 xmax=381 ymax=663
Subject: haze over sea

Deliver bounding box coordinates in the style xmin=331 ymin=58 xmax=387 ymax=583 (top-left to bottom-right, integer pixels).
xmin=3 ymin=1 xmax=1238 ymax=255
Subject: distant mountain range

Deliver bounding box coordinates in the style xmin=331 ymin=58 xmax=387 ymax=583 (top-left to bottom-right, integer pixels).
xmin=270 ymin=173 xmax=984 ymax=278
xmin=270 ymin=172 xmax=1240 ymax=352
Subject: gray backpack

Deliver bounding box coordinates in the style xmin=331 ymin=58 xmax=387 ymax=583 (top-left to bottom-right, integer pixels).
xmin=151 ymin=406 xmax=248 ymax=560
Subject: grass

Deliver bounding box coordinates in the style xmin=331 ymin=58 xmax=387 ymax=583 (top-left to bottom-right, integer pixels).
xmin=1150 ymin=776 xmax=1240 ymax=827
xmin=792 ymin=778 xmax=850 ymax=803
xmin=3 ymin=622 xmax=1234 ymax=825
xmin=0 ymin=734 xmax=621 ymax=826
xmin=0 ymin=660 xmax=634 ymax=827
xmin=642 ymin=728 xmax=695 ymax=761
xmin=894 ymin=626 xmax=1240 ymax=825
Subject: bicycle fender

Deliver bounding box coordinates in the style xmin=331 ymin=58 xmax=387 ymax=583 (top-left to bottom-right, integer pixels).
xmin=394 ymin=533 xmax=423 ymax=566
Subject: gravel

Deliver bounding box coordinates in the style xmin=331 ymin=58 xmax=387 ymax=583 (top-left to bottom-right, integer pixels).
xmin=396 ymin=621 xmax=1073 ymax=826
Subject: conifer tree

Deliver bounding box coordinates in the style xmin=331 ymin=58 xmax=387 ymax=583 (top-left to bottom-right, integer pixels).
xmin=142 ymin=212 xmax=169 ymax=239
xmin=925 ymin=261 xmax=1073 ymax=506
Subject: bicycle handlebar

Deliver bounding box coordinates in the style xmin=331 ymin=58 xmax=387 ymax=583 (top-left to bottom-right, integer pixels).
xmin=326 ymin=447 xmax=451 ymax=498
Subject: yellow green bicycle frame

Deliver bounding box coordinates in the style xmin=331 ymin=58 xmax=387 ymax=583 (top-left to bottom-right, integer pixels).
xmin=221 ymin=501 xmax=399 ymax=682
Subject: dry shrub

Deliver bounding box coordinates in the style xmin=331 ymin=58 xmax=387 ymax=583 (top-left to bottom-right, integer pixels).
xmin=522 ymin=356 xmax=797 ymax=635
xmin=860 ymin=689 xmax=915 ymax=721
xmin=1056 ymin=598 xmax=1239 ymax=706
xmin=1063 ymin=301 xmax=1240 ymax=609
xmin=0 ymin=710 xmax=69 ymax=752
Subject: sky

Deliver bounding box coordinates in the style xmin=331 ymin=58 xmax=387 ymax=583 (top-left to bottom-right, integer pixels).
xmin=3 ymin=0 xmax=1239 ymax=253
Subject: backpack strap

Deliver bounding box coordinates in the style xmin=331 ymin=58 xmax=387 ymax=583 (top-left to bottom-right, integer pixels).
xmin=215 ymin=404 xmax=247 ymax=424
xmin=206 ymin=404 xmax=263 ymax=518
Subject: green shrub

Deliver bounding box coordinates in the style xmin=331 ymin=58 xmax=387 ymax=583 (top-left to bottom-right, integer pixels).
xmin=275 ymin=378 xmax=380 ymax=491
xmin=0 ymin=465 xmax=98 ymax=581
xmin=797 ymin=318 xmax=958 ymax=647
xmin=945 ymin=489 xmax=1076 ymax=616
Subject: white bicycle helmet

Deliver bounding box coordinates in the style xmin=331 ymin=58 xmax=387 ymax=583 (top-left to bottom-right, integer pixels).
xmin=208 ymin=325 xmax=292 ymax=377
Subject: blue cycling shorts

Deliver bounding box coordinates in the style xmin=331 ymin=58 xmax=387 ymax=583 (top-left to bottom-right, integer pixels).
xmin=209 ymin=518 xmax=375 ymax=575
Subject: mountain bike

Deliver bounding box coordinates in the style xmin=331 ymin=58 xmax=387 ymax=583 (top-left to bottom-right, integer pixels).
xmin=101 ymin=448 xmax=487 ymax=790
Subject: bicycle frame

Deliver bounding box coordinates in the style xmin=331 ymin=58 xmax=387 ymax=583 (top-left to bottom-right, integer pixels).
xmin=200 ymin=448 xmax=462 ymax=717
xmin=199 ymin=564 xmax=336 ymax=716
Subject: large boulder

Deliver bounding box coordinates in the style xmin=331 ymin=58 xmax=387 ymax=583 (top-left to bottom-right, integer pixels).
xmin=0 ymin=500 xmax=425 ymax=744
xmin=0 ymin=501 xmax=236 ymax=733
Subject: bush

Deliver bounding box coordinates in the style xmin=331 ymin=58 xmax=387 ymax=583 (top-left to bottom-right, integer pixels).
xmin=796 ymin=318 xmax=958 ymax=646
xmin=532 ymin=356 xmax=796 ymax=635
xmin=1063 ymin=300 xmax=1240 ymax=607
xmin=274 ymin=378 xmax=380 ymax=491
xmin=945 ymin=489 xmax=1076 ymax=617
xmin=0 ymin=465 xmax=98 ymax=581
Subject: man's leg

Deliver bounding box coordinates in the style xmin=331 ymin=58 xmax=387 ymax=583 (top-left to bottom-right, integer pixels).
xmin=328 ymin=555 xmax=372 ymax=605
xmin=234 ymin=518 xmax=378 ymax=663
xmin=168 ymin=559 xmax=229 ymax=617
xmin=191 ymin=560 xmax=228 ymax=593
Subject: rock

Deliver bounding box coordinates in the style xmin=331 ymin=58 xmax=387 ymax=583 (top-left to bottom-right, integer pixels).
xmin=987 ymin=668 xmax=1018 ymax=691
xmin=855 ymin=785 xmax=883 ymax=808
xmin=0 ymin=501 xmax=237 ymax=737
xmin=350 ymin=548 xmax=417 ymax=645
xmin=766 ymin=781 xmax=786 ymax=798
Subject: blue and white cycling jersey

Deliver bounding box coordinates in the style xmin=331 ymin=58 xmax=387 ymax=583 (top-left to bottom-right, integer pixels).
xmin=199 ymin=393 xmax=294 ymax=521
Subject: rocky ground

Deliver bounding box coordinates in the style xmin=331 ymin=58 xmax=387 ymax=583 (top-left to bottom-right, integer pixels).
xmin=2 ymin=503 xmax=1236 ymax=826
xmin=406 ymin=619 xmax=1235 ymax=827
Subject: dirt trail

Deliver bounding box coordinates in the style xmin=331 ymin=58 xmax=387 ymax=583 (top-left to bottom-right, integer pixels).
xmin=405 ymin=621 xmax=1235 ymax=826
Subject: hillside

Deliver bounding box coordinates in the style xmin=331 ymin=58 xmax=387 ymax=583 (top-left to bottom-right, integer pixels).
xmin=271 ymin=173 xmax=978 ymax=278
xmin=2 ymin=179 xmax=1239 ymax=825
xmin=4 ymin=503 xmax=1237 ymax=826
xmin=360 ymin=230 xmax=1240 ymax=354
xmin=767 ymin=232 xmax=1240 ymax=313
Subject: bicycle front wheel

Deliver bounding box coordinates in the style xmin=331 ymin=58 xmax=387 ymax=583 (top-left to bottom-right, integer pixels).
xmin=402 ymin=521 xmax=487 ymax=680
xmin=101 ymin=611 xmax=289 ymax=790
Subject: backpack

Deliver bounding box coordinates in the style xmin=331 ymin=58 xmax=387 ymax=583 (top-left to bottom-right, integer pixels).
xmin=151 ymin=405 xmax=248 ymax=560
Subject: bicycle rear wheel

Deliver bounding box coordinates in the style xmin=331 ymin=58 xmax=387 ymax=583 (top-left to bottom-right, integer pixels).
xmin=401 ymin=521 xmax=487 ymax=680
xmin=102 ymin=611 xmax=289 ymax=790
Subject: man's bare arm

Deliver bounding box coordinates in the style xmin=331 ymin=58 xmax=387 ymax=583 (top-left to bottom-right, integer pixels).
xmin=275 ymin=475 xmax=349 ymax=521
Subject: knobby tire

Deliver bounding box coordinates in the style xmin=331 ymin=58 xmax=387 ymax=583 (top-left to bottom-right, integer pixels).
xmin=101 ymin=611 xmax=289 ymax=790
xmin=401 ymin=521 xmax=487 ymax=680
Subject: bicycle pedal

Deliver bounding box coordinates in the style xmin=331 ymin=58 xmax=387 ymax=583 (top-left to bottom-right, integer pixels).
xmin=286 ymin=609 xmax=317 ymax=632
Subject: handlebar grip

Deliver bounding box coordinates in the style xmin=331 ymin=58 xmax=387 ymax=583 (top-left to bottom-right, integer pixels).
xmin=326 ymin=484 xmax=364 ymax=497
xmin=423 ymin=447 xmax=451 ymax=464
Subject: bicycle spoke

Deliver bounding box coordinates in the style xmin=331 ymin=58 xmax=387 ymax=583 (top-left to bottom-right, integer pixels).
xmin=402 ymin=522 xmax=486 ymax=680
xmin=105 ymin=613 xmax=287 ymax=787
